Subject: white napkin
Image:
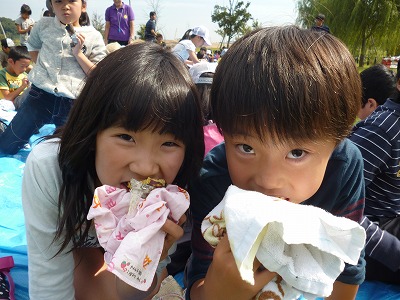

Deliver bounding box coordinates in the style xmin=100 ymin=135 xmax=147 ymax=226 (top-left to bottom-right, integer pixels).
xmin=202 ymin=185 xmax=366 ymax=299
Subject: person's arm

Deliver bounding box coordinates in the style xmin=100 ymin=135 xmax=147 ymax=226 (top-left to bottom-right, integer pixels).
xmin=187 ymin=50 xmax=200 ymax=64
xmin=326 ymin=281 xmax=359 ymax=300
xmin=29 ymin=51 xmax=39 ymax=63
xmin=22 ymin=142 xmax=76 ymax=299
xmin=104 ymin=21 xmax=110 ymax=45
xmin=0 ymin=78 xmax=29 ymax=101
xmin=72 ymin=33 xmax=96 ymax=75
xmin=16 ymin=23 xmax=33 ymax=34
xmin=191 ymin=236 xmax=276 ymax=300
xmin=128 ymin=20 xmax=135 ymax=45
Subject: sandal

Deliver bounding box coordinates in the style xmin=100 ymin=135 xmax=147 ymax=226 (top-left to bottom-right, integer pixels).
xmin=0 ymin=256 xmax=15 ymax=300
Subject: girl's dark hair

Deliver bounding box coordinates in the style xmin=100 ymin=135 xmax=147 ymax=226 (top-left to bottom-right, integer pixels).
xmin=20 ymin=4 xmax=32 ymax=15
xmin=52 ymin=43 xmax=204 ymax=253
xmin=197 ymin=72 xmax=214 ymax=123
xmin=360 ymin=64 xmax=395 ymax=107
xmin=211 ymin=26 xmax=361 ymax=144
xmin=179 ymin=29 xmax=196 ymax=42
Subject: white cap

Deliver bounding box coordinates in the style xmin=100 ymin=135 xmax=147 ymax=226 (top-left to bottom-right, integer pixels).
xmin=192 ymin=26 xmax=211 ymax=46
xmin=206 ymin=49 xmax=212 ymax=55
xmin=189 ymin=62 xmax=217 ymax=84
xmin=5 ymin=38 xmax=14 ymax=47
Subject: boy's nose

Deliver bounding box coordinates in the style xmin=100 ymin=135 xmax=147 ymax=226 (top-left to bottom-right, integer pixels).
xmin=254 ymin=163 xmax=285 ymax=192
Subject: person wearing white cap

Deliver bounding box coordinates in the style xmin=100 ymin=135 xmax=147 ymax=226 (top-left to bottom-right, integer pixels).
xmin=0 ymin=38 xmax=15 ymax=68
xmin=172 ymin=25 xmax=211 ymax=66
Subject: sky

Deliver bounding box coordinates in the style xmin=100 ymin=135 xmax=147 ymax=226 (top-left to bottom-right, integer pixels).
xmin=0 ymin=0 xmax=298 ymax=43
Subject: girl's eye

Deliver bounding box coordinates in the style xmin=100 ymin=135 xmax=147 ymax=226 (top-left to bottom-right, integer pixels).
xmin=287 ymin=149 xmax=306 ymax=159
xmin=238 ymin=144 xmax=254 ymax=154
xmin=163 ymin=141 xmax=179 ymax=147
xmin=118 ymin=134 xmax=134 ymax=142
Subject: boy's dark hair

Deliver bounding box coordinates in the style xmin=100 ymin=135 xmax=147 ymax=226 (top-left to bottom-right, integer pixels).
xmin=150 ymin=11 xmax=156 ymax=17
xmin=8 ymin=46 xmax=31 ymax=62
xmin=20 ymin=4 xmax=32 ymax=15
xmin=211 ymin=26 xmax=361 ymax=144
xmin=51 ymin=42 xmax=205 ymax=253
xmin=360 ymin=64 xmax=395 ymax=107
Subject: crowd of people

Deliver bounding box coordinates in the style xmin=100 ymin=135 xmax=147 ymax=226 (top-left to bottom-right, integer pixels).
xmin=0 ymin=2 xmax=400 ymax=300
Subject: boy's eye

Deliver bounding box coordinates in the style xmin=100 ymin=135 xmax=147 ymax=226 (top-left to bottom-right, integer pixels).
xmin=287 ymin=149 xmax=305 ymax=159
xmin=238 ymin=144 xmax=254 ymax=154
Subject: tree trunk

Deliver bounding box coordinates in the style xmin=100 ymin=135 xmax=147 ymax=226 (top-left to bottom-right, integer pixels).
xmin=359 ymin=31 xmax=367 ymax=67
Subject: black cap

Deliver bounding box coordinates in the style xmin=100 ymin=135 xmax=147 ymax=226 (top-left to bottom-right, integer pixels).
xmin=316 ymin=13 xmax=325 ymax=21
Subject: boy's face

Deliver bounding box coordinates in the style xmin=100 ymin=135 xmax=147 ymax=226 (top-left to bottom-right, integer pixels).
xmin=8 ymin=58 xmax=31 ymax=75
xmin=224 ymin=133 xmax=336 ymax=204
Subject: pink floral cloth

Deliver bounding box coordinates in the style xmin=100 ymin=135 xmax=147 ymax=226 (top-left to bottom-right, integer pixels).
xmin=87 ymin=184 xmax=189 ymax=291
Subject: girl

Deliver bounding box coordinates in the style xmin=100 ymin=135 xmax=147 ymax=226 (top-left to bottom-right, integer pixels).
xmin=22 ymin=43 xmax=204 ymax=299
xmin=15 ymin=4 xmax=34 ymax=47
xmin=0 ymin=0 xmax=106 ymax=155
xmin=172 ymin=26 xmax=211 ymax=66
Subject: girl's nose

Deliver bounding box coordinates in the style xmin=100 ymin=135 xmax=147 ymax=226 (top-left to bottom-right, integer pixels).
xmin=129 ymin=156 xmax=160 ymax=179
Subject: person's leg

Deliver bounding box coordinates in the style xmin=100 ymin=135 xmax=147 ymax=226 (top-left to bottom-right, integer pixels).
xmin=0 ymin=86 xmax=53 ymax=155
xmin=51 ymin=96 xmax=74 ymax=128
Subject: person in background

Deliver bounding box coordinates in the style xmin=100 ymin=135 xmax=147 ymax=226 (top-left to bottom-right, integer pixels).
xmin=311 ymin=13 xmax=331 ymax=33
xmin=349 ymin=69 xmax=400 ymax=286
xmin=172 ymin=26 xmax=211 ymax=66
xmin=357 ymin=64 xmax=396 ymax=121
xmin=0 ymin=0 xmax=106 ymax=155
xmin=15 ymin=4 xmax=35 ymax=47
xmin=0 ymin=38 xmax=15 ymax=68
xmin=196 ymin=47 xmax=206 ymax=60
xmin=186 ymin=26 xmax=366 ymax=300
xmin=104 ymin=0 xmax=135 ymax=46
xmin=155 ymin=33 xmax=166 ymax=48
xmin=22 ymin=42 xmax=204 ymax=300
xmin=145 ymin=11 xmax=157 ymax=42
xmin=0 ymin=46 xmax=31 ymax=110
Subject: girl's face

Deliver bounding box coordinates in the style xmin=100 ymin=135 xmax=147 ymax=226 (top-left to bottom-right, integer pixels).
xmin=51 ymin=0 xmax=86 ymax=27
xmin=95 ymin=126 xmax=186 ymax=189
xmin=193 ymin=35 xmax=205 ymax=48
xmin=224 ymin=132 xmax=336 ymax=204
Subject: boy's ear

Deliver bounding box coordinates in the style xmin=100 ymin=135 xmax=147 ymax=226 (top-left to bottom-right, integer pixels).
xmin=366 ymin=98 xmax=378 ymax=110
xmin=82 ymin=2 xmax=87 ymax=12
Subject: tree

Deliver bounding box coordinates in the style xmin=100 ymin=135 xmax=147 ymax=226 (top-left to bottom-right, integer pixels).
xmin=211 ymin=0 xmax=252 ymax=47
xmin=0 ymin=17 xmax=19 ymax=43
xmin=137 ymin=24 xmax=146 ymax=40
xmin=296 ymin=0 xmax=400 ymax=67
xmin=91 ymin=12 xmax=105 ymax=36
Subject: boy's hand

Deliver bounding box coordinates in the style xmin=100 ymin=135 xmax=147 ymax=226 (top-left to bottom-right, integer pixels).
xmin=21 ymin=78 xmax=29 ymax=88
xmin=201 ymin=235 xmax=276 ymax=300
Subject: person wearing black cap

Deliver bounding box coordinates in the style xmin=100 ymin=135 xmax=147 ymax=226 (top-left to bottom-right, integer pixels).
xmin=312 ymin=13 xmax=331 ymax=33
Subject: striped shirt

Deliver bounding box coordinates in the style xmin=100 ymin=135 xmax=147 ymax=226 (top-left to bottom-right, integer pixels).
xmin=350 ymin=99 xmax=400 ymax=271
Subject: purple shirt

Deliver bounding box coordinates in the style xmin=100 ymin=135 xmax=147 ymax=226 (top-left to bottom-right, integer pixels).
xmin=105 ymin=3 xmax=135 ymax=42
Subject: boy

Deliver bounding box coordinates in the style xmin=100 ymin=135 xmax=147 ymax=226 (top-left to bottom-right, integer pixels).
xmin=0 ymin=38 xmax=15 ymax=68
xmin=186 ymin=26 xmax=366 ymax=300
xmin=0 ymin=46 xmax=31 ymax=109
xmin=350 ymin=70 xmax=400 ymax=284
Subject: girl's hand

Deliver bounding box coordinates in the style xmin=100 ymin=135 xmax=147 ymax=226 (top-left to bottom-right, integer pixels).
xmin=160 ymin=214 xmax=186 ymax=261
xmin=202 ymin=235 xmax=276 ymax=300
xmin=72 ymin=33 xmax=86 ymax=57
